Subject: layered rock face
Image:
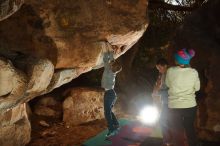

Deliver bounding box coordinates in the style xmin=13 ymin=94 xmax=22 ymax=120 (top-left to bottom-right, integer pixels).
xmin=0 ymin=0 xmax=148 ymax=112
xmin=0 ymin=0 xmax=148 ymax=68
xmin=169 ymin=0 xmax=220 ymax=141
xmin=0 ymin=0 xmax=148 ymax=145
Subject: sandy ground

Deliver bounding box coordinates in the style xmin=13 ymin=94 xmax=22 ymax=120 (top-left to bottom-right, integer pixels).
xmin=27 ymin=114 xmax=220 ymax=146
xmin=27 ymin=115 xmax=107 ymax=146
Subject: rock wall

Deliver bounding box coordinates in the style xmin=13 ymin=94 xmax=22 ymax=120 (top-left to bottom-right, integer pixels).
xmin=0 ymin=0 xmax=148 ymax=112
xmin=0 ymin=1 xmax=149 ymax=145
xmin=63 ymin=87 xmax=104 ymax=126
xmin=0 ymin=0 xmax=148 ymax=68
xmin=33 ymin=96 xmax=62 ymax=118
xmin=0 ymin=103 xmax=31 ymax=146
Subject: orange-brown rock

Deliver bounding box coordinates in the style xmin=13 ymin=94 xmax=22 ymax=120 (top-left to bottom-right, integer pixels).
xmin=0 ymin=0 xmax=149 ymax=112
xmin=0 ymin=1 xmax=149 ymax=145
xmin=0 ymin=0 xmax=148 ymax=69
xmin=0 ymin=57 xmax=27 ymax=112
xmin=63 ymin=87 xmax=104 ymax=126
xmin=0 ymin=103 xmax=31 ymax=146
xmin=33 ymin=96 xmax=62 ymax=118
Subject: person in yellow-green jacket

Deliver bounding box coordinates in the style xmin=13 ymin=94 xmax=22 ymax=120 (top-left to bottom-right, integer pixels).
xmin=165 ymin=48 xmax=200 ymax=146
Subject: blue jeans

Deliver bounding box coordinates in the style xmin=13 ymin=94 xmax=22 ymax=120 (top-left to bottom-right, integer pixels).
xmin=104 ymin=89 xmax=119 ymax=131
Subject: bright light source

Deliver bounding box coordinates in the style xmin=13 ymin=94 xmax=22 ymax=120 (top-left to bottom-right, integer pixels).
xmin=165 ymin=0 xmax=179 ymax=5
xmin=139 ymin=106 xmax=159 ymax=125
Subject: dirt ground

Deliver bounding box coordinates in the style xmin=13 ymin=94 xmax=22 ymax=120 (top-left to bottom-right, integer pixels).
xmin=27 ymin=114 xmax=220 ymax=146
xmin=27 ymin=115 xmax=107 ymax=146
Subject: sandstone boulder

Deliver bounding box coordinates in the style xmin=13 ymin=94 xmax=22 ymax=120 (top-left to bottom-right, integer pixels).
xmin=0 ymin=57 xmax=27 ymax=112
xmin=0 ymin=103 xmax=31 ymax=146
xmin=33 ymin=96 xmax=62 ymax=118
xmin=0 ymin=0 xmax=149 ymax=112
xmin=0 ymin=0 xmax=148 ymax=68
xmin=63 ymin=87 xmax=104 ymax=126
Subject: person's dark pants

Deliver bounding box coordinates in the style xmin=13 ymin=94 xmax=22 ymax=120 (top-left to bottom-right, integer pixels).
xmin=104 ymin=89 xmax=119 ymax=132
xmin=170 ymin=106 xmax=197 ymax=146
xmin=160 ymin=104 xmax=171 ymax=144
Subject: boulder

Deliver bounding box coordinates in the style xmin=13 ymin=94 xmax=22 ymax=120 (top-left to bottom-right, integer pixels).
xmin=33 ymin=96 xmax=62 ymax=118
xmin=0 ymin=103 xmax=31 ymax=146
xmin=0 ymin=57 xmax=27 ymax=112
xmin=0 ymin=0 xmax=148 ymax=68
xmin=63 ymin=87 xmax=104 ymax=126
xmin=0 ymin=0 xmax=149 ymax=112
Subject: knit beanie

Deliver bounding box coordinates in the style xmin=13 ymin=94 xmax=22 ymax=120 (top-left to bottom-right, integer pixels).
xmin=174 ymin=48 xmax=195 ymax=65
